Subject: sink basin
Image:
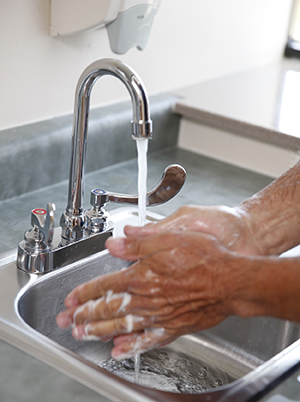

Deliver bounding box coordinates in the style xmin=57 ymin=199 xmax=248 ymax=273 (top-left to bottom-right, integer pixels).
xmin=1 ymin=207 xmax=300 ymax=402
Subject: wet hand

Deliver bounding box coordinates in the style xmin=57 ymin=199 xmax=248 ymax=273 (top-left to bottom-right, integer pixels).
xmin=124 ymin=205 xmax=263 ymax=256
xmin=56 ymin=231 xmax=238 ymax=360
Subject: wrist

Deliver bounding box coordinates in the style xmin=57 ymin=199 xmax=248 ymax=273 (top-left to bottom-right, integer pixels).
xmin=237 ymin=161 xmax=300 ymax=256
xmin=238 ymin=198 xmax=300 ymax=256
xmin=224 ymin=255 xmax=300 ymax=323
xmin=221 ymin=254 xmax=263 ymax=318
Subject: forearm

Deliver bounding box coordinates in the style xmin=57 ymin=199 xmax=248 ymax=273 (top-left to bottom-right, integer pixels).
xmin=238 ymin=160 xmax=300 ymax=255
xmin=227 ymin=254 xmax=300 ymax=323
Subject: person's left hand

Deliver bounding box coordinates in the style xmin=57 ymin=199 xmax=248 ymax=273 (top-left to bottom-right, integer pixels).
xmin=56 ymin=231 xmax=241 ymax=360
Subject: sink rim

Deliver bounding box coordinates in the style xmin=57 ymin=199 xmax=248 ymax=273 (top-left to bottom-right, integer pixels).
xmin=0 ymin=207 xmax=300 ymax=401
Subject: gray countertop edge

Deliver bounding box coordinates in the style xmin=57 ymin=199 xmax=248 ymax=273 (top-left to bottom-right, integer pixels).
xmin=174 ymin=102 xmax=300 ymax=150
xmin=172 ymin=58 xmax=300 ymax=151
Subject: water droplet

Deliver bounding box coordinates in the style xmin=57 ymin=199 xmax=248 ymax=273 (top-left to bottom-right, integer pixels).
xmin=212 ymin=378 xmax=223 ymax=387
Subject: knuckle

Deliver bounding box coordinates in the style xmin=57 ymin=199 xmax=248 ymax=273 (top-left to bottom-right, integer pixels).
xmin=99 ymin=298 xmax=115 ymax=319
xmin=178 ymin=205 xmax=193 ymax=215
xmin=126 ymin=238 xmax=144 ymax=257
xmin=163 ymin=231 xmax=177 ymax=245
xmin=115 ymin=317 xmax=130 ymax=334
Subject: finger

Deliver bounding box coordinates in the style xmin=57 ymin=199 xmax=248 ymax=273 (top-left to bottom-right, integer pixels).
xmin=64 ymin=268 xmax=130 ymax=308
xmin=57 ymin=290 xmax=176 ymax=329
xmin=56 ymin=307 xmax=77 ymax=328
xmin=58 ymin=290 xmax=132 ymax=327
xmin=124 ymin=211 xmax=185 ymax=237
xmin=106 ymin=231 xmax=181 ymax=260
xmin=106 ymin=230 xmax=222 ymax=265
xmin=113 ymin=331 xmax=143 ymax=346
xmin=72 ymin=314 xmax=147 ymax=341
xmin=111 ymin=328 xmax=173 ymax=361
xmin=124 ymin=222 xmax=162 ymax=237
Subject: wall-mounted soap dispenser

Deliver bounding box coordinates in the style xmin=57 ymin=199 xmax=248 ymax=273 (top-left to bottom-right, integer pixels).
xmin=50 ymin=0 xmax=161 ymax=54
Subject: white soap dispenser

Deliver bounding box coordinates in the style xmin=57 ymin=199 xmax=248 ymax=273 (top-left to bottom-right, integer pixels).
xmin=50 ymin=0 xmax=161 ymax=54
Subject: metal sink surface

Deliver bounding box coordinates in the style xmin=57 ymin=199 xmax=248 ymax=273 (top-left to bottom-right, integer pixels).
xmin=1 ymin=207 xmax=300 ymax=402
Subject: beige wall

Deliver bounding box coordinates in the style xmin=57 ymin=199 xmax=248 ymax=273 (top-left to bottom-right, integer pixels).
xmin=0 ymin=0 xmax=293 ymax=131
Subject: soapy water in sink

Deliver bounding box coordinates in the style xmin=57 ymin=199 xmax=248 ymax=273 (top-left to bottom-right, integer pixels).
xmin=99 ymin=348 xmax=233 ymax=393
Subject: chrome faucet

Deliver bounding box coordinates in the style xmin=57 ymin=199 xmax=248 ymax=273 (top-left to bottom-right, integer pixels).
xmin=17 ymin=59 xmax=186 ymax=274
xmin=60 ymin=59 xmax=153 ymax=245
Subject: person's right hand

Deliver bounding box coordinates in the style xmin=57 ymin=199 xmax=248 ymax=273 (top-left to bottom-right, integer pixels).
xmin=56 ymin=230 xmax=248 ymax=360
xmin=124 ymin=205 xmax=264 ymax=256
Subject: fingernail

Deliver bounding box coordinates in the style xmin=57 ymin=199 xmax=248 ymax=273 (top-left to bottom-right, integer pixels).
xmin=73 ymin=325 xmax=103 ymax=341
xmin=124 ymin=225 xmax=139 ymax=234
xmin=56 ymin=312 xmax=72 ymax=328
xmin=101 ymin=336 xmax=113 ymax=343
xmin=111 ymin=347 xmax=134 ymax=361
xmin=73 ymin=325 xmax=85 ymax=340
xmin=65 ymin=294 xmax=79 ymax=308
xmin=106 ymin=238 xmax=125 ymax=253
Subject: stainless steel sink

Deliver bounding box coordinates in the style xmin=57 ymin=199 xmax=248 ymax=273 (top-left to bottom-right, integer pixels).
xmin=1 ymin=207 xmax=300 ymax=402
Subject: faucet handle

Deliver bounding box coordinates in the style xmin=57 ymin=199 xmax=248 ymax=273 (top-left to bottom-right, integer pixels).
xmin=17 ymin=202 xmax=56 ymax=273
xmin=31 ymin=202 xmax=56 ymax=246
xmin=85 ymin=165 xmax=185 ymax=234
xmin=90 ymin=164 xmax=186 ymax=208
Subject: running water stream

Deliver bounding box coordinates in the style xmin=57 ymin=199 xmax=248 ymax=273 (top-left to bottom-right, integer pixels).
xmin=136 ymin=139 xmax=148 ymax=227
xmin=135 ymin=138 xmax=149 ymax=383
xmin=100 ymin=141 xmax=230 ymax=391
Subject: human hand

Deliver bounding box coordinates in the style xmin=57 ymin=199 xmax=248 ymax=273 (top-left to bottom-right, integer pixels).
xmin=56 ymin=231 xmax=242 ymax=360
xmin=124 ymin=205 xmax=263 ymax=256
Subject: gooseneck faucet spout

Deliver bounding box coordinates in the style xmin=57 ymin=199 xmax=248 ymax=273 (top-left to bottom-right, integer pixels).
xmin=17 ymin=58 xmax=186 ymax=273
xmin=60 ymin=59 xmax=153 ymax=244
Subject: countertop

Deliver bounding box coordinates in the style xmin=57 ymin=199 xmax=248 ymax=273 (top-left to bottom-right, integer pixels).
xmin=174 ymin=59 xmax=300 ymax=150
xmin=0 ymin=147 xmax=278 ymax=401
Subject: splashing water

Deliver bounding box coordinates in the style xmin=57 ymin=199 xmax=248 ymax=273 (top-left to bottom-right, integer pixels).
xmin=99 ymin=349 xmax=233 ymax=393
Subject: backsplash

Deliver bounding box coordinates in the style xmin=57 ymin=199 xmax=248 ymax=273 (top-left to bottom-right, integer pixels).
xmin=0 ymin=93 xmax=180 ymax=201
